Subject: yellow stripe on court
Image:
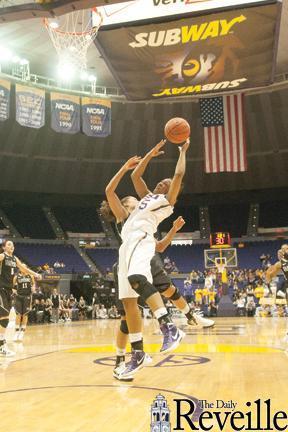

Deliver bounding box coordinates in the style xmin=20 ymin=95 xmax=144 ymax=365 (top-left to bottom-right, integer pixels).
xmin=66 ymin=343 xmax=281 ymax=354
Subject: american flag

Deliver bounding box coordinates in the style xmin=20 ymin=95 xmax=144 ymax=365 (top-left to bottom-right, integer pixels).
xmin=200 ymin=94 xmax=247 ymax=173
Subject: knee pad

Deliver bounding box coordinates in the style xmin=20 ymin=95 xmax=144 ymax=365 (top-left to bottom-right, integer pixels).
xmin=128 ymin=274 xmax=157 ymax=302
xmin=120 ymin=319 xmax=129 ymax=335
xmin=0 ymin=319 xmax=9 ymax=328
xmin=169 ymin=287 xmax=181 ymax=301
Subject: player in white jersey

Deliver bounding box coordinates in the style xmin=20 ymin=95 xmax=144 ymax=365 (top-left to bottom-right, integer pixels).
xmin=119 ymin=138 xmax=189 ymax=379
xmin=102 ymin=153 xmax=213 ymax=381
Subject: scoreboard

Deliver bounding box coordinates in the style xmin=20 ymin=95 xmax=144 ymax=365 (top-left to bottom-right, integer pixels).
xmin=210 ymin=232 xmax=231 ymax=249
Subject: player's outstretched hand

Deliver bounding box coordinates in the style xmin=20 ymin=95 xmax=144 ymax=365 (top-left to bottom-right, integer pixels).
xmin=179 ymin=137 xmax=190 ymax=152
xmin=124 ymin=156 xmax=142 ymax=171
xmin=173 ymin=216 xmax=185 ymax=232
xmin=150 ymin=139 xmax=166 ymax=158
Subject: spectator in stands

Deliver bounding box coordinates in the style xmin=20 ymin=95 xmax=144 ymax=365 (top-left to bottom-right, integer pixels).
xmin=183 ymin=277 xmax=192 ymax=298
xmin=163 ymin=257 xmax=173 ymax=274
xmin=31 ymin=299 xmax=45 ymax=323
xmin=93 ymin=304 xmax=101 ymax=319
xmin=277 ymin=305 xmax=288 ymax=317
xmin=208 ymin=288 xmax=217 ymax=305
xmin=108 ymin=305 xmax=120 ymax=319
xmin=246 ymin=298 xmax=256 ymax=317
xmin=246 ymin=284 xmax=255 ymax=303
xmin=254 ymin=280 xmax=265 ymax=305
xmin=33 ymin=286 xmax=44 ymax=302
xmin=235 ymin=294 xmax=246 ymax=316
xmin=171 ymin=261 xmax=179 ymax=273
xmin=92 ymin=293 xmax=99 ymax=319
xmin=194 ymin=286 xmax=203 ymax=307
xmin=98 ymin=304 xmax=108 ymax=319
xmin=78 ymin=296 xmax=87 ymax=320
xmin=44 ymin=298 xmax=53 ymax=323
xmin=255 ymin=304 xmax=273 ymax=317
xmin=59 ymin=297 xmax=71 ymax=321
xmin=190 ymin=270 xmax=199 ymax=283
xmin=51 ymin=288 xmax=60 ymax=323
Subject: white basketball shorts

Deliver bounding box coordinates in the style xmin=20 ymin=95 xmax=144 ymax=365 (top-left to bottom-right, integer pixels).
xmin=118 ymin=231 xmax=155 ymax=299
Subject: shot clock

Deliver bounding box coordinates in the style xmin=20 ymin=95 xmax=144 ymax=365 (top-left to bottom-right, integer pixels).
xmin=210 ymin=232 xmax=231 ymax=249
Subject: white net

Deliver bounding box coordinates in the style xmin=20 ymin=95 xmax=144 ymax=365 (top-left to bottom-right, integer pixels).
xmin=44 ymin=8 xmax=102 ymax=71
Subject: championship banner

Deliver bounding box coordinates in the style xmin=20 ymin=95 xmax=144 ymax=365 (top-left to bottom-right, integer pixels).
xmin=95 ymin=0 xmax=281 ymax=101
xmin=82 ymin=98 xmax=111 ymax=138
xmin=16 ymin=84 xmax=45 ymax=129
xmin=51 ymin=93 xmax=80 ymax=134
xmin=0 ymin=79 xmax=10 ymax=122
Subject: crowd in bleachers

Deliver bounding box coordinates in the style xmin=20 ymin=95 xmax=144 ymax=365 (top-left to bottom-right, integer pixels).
xmin=176 ymin=264 xmax=288 ymax=318
xmin=28 ymin=288 xmax=122 ymax=324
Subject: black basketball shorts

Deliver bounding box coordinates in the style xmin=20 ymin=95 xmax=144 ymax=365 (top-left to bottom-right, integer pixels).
xmin=14 ymin=295 xmax=32 ymax=316
xmin=151 ymin=255 xmax=172 ymax=293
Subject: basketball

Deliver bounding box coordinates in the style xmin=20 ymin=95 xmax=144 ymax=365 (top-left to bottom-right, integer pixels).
xmin=164 ymin=117 xmax=190 ymax=144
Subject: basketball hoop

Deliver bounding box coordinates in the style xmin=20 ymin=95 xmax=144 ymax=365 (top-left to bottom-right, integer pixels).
xmin=44 ymin=8 xmax=103 ymax=72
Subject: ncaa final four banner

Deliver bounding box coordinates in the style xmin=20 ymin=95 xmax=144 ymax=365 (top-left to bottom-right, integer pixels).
xmin=15 ymin=84 xmax=45 ymax=129
xmin=95 ymin=0 xmax=281 ymax=100
xmin=81 ymin=98 xmax=111 ymax=138
xmin=0 ymin=79 xmax=10 ymax=122
xmin=51 ymin=92 xmax=80 ymax=134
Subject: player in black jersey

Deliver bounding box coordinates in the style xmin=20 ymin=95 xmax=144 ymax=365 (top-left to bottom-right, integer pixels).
xmin=0 ymin=240 xmax=42 ymax=356
xmin=266 ymin=244 xmax=288 ymax=343
xmin=101 ymin=156 xmax=214 ymax=380
xmin=13 ymin=272 xmax=34 ymax=342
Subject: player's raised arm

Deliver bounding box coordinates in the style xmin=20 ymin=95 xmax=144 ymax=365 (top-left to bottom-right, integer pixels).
xmin=15 ymin=257 xmax=42 ymax=280
xmin=156 ymin=216 xmax=185 ymax=253
xmin=166 ymin=138 xmax=190 ymax=206
xmin=105 ymin=156 xmax=141 ymax=223
xmin=131 ymin=139 xmax=166 ymax=199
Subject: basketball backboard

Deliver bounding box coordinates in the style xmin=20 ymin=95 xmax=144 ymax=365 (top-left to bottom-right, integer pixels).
xmin=204 ymin=248 xmax=237 ymax=269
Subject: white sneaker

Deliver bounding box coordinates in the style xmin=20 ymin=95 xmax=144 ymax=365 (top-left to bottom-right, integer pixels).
xmin=0 ymin=342 xmax=15 ymax=357
xmin=113 ymin=362 xmax=134 ymax=382
xmin=189 ymin=311 xmax=215 ymax=328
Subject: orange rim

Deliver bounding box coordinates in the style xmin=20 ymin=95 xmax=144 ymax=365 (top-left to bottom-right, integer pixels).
xmin=43 ymin=7 xmax=102 ymax=36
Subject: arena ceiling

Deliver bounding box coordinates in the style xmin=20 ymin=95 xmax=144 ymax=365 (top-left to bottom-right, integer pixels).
xmin=0 ymin=0 xmax=287 ymax=87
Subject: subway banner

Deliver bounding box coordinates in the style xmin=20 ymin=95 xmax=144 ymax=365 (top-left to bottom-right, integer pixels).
xmin=82 ymin=98 xmax=111 ymax=138
xmin=95 ymin=0 xmax=281 ymax=100
xmin=51 ymin=93 xmax=80 ymax=134
xmin=16 ymin=84 xmax=45 ymax=128
xmin=0 ymin=79 xmax=10 ymax=122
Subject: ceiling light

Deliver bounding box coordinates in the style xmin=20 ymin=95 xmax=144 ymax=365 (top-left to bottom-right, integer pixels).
xmin=0 ymin=47 xmax=13 ymax=62
xmin=57 ymin=63 xmax=75 ymax=81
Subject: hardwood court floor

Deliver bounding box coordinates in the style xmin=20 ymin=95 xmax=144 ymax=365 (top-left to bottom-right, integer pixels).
xmin=1 ymin=317 xmax=287 ymax=432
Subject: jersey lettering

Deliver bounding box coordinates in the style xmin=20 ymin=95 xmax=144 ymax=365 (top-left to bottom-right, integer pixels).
xmin=139 ymin=194 xmax=160 ymax=210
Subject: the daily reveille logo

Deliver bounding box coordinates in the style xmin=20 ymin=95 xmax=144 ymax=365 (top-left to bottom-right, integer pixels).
xmin=129 ymin=14 xmax=246 ymax=48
